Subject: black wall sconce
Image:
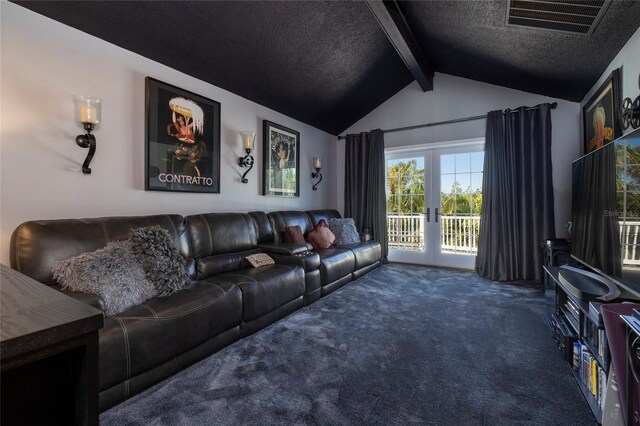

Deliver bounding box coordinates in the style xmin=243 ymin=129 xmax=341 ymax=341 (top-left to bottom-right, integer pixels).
xmin=312 ymin=157 xmax=323 ymax=191
xmin=238 ymin=131 xmax=255 ymax=183
xmin=73 ymin=95 xmax=102 ymax=174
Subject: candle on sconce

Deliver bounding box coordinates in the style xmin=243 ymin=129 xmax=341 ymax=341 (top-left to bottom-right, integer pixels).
xmin=313 ymin=157 xmax=323 ymax=169
xmin=74 ymin=95 xmax=102 ymax=126
xmin=80 ymin=104 xmax=98 ymax=124
xmin=241 ymin=131 xmax=255 ymax=151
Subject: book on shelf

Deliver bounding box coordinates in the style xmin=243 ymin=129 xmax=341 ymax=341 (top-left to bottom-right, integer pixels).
xmin=591 ymin=359 xmax=597 ymax=396
xmin=582 ymin=350 xmax=590 ymax=390
xmin=598 ymin=367 xmax=607 ymax=406
xmin=598 ymin=328 xmax=607 ymax=360
xmin=575 ymin=341 xmax=607 ymax=411
xmin=573 ymin=341 xmax=581 ymax=370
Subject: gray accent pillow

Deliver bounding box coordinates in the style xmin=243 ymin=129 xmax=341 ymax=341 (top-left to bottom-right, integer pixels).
xmin=129 ymin=226 xmax=193 ymax=296
xmin=52 ymin=241 xmax=157 ymax=316
xmin=328 ymin=218 xmax=361 ymax=246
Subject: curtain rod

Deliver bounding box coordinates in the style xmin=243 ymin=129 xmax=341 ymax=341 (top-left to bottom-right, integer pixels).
xmin=336 ymin=102 xmax=558 ymax=140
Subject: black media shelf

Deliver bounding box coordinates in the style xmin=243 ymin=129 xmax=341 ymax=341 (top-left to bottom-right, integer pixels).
xmin=545 ymin=265 xmax=610 ymax=424
xmin=571 ymin=368 xmax=604 ymax=421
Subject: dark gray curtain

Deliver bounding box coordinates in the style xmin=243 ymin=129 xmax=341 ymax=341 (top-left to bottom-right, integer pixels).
xmin=476 ymin=104 xmax=555 ymax=281
xmin=345 ymin=129 xmax=388 ymax=262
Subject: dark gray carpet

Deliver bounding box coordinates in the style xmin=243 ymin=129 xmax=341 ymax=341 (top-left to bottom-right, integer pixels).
xmin=101 ymin=264 xmax=596 ymax=425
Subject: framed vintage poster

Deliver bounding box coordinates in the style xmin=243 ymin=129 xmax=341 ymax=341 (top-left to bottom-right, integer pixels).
xmin=145 ymin=77 xmax=221 ymax=193
xmin=583 ymin=68 xmax=622 ymax=155
xmin=262 ymin=120 xmax=300 ymax=197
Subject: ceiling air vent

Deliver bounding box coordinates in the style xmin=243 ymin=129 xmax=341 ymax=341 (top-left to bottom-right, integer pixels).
xmin=507 ymin=0 xmax=612 ymax=34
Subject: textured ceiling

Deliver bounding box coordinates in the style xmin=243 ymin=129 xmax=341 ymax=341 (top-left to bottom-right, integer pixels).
xmin=11 ymin=1 xmax=640 ymax=135
xmin=401 ymin=0 xmax=640 ymax=102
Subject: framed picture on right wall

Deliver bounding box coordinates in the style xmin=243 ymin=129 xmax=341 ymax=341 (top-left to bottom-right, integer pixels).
xmin=582 ymin=68 xmax=622 ymax=155
xmin=262 ymin=120 xmax=300 ymax=197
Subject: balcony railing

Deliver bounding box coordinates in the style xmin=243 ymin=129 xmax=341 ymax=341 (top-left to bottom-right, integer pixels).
xmin=387 ymin=214 xmax=425 ymax=250
xmin=387 ymin=214 xmax=481 ymax=254
xmin=441 ymin=214 xmax=481 ymax=254
xmin=387 ymin=216 xmax=640 ymax=264
xmin=621 ymin=221 xmax=640 ymax=266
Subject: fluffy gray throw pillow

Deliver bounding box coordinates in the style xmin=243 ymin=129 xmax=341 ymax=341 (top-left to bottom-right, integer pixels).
xmin=329 ymin=218 xmax=361 ymax=245
xmin=129 ymin=226 xmax=193 ymax=296
xmin=52 ymin=241 xmax=157 ymax=316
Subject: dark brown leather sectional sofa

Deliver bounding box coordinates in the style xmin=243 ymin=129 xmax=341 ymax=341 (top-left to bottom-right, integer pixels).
xmin=10 ymin=209 xmax=382 ymax=411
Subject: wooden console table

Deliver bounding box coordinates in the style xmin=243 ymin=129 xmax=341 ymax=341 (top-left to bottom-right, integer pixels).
xmin=1 ymin=264 xmax=103 ymax=425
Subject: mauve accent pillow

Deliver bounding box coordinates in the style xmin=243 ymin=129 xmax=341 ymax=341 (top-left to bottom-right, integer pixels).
xmin=52 ymin=241 xmax=157 ymax=316
xmin=308 ymin=220 xmax=336 ymax=250
xmin=282 ymin=225 xmax=306 ymax=245
xmin=129 ymin=226 xmax=193 ymax=297
xmin=329 ymin=218 xmax=361 ymax=246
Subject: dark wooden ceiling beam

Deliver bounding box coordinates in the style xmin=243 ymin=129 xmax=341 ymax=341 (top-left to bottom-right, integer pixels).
xmin=366 ymin=0 xmax=434 ymax=92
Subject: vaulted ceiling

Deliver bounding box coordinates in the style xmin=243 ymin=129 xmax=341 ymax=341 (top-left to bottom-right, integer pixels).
xmin=12 ymin=1 xmax=640 ymax=135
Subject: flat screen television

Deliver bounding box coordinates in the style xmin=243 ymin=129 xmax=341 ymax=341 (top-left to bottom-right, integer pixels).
xmin=572 ymin=127 xmax=640 ymax=299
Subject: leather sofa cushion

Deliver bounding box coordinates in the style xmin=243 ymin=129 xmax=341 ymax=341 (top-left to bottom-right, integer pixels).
xmin=186 ymin=213 xmax=261 ymax=279
xmin=248 ymin=211 xmax=275 ymax=243
xmin=217 ymin=265 xmax=304 ymax=322
xmin=10 ymin=215 xmax=189 ymax=285
xmin=306 ymin=209 xmax=341 ymax=227
xmin=186 ymin=213 xmax=258 ymax=258
xmin=99 ymin=280 xmax=242 ymax=391
xmin=267 ymin=211 xmax=313 ymax=243
xmin=342 ymin=241 xmax=382 ymax=270
xmin=197 ymin=248 xmax=262 ymax=279
xmin=259 ymin=242 xmax=309 ymax=255
xmin=315 ymin=248 xmax=355 ymax=285
xmin=268 ymin=251 xmax=320 ymax=272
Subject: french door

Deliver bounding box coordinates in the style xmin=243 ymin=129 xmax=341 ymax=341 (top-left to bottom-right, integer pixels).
xmin=385 ymin=144 xmax=484 ymax=269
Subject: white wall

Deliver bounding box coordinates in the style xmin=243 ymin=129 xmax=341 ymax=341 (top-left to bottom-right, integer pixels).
xmin=339 ymin=73 xmax=581 ymax=238
xmin=0 ymin=3 xmax=338 ymax=265
xmin=581 ymin=26 xmax=640 ymax=135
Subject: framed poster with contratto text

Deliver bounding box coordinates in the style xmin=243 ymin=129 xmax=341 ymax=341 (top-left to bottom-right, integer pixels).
xmin=145 ymin=77 xmax=220 ymax=193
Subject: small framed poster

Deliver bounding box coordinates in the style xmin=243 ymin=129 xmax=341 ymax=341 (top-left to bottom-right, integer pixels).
xmin=262 ymin=120 xmax=300 ymax=197
xmin=583 ymin=68 xmax=622 ymax=155
xmin=145 ymin=77 xmax=221 ymax=193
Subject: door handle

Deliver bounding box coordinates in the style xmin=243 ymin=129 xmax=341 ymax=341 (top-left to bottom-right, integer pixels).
xmin=425 ymin=208 xmax=430 ymax=222
xmin=435 ymin=208 xmax=440 ymax=223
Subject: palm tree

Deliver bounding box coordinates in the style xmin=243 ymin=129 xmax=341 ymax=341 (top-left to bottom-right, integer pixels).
xmin=386 ymin=160 xmax=425 ymax=214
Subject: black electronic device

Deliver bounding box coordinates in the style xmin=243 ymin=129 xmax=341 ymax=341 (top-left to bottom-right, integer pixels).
xmin=559 ymin=265 xmax=620 ymax=302
xmin=571 ymin=128 xmax=640 ymax=299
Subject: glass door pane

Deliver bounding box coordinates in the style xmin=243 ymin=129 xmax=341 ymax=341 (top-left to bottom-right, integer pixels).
xmin=435 ymin=148 xmax=484 ymax=269
xmin=385 ymin=143 xmax=483 ymax=268
xmin=386 ymin=155 xmax=431 ymax=264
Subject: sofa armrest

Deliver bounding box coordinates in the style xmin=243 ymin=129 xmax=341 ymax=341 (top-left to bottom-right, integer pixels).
xmin=269 ymin=251 xmax=320 ymax=272
xmin=259 ymin=242 xmax=309 ymax=255
xmin=51 ymin=284 xmax=106 ymax=313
